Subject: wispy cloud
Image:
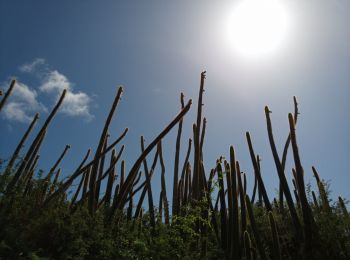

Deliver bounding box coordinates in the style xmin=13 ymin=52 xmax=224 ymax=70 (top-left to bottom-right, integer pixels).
xmin=40 ymin=70 xmax=71 ymax=93
xmin=2 ymin=58 xmax=93 ymax=123
xmin=3 ymin=102 xmax=34 ymax=123
xmin=40 ymin=70 xmax=93 ymax=121
xmin=1 ymin=81 xmax=47 ymax=123
xmin=62 ymin=91 xmax=92 ymax=119
xmin=19 ymin=58 xmax=46 ymax=73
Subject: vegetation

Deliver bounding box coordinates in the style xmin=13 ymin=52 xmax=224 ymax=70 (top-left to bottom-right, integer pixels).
xmin=0 ymin=75 xmax=349 ymax=259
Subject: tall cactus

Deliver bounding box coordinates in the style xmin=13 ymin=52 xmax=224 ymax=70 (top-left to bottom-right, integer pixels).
xmin=5 ymin=113 xmax=39 ymax=174
xmin=230 ymin=146 xmax=240 ymax=260
xmin=141 ymin=136 xmax=156 ymax=229
xmin=312 ymin=166 xmax=330 ymax=212
xmin=288 ymin=113 xmax=316 ymax=258
xmin=172 ymin=93 xmax=185 ymax=216
xmin=0 ymin=79 xmax=16 ymax=112
xmin=236 ymin=161 xmax=247 ymax=259
xmin=114 ymin=99 xmax=192 ymax=213
xmin=217 ymin=162 xmax=227 ymax=251
xmin=244 ymin=231 xmax=253 ymax=260
xmin=268 ymin=211 xmax=281 ymax=260
xmin=89 ymin=87 xmax=123 ymax=214
xmin=246 ymin=194 xmax=267 ymax=260
xmin=280 ymin=96 xmax=299 ymax=210
xmin=158 ymin=141 xmax=169 ymax=225
xmin=6 ymin=89 xmax=67 ymax=194
xmin=338 ymin=196 xmax=349 ymax=220
xmin=225 ymin=160 xmax=234 ymax=258
xmin=264 ymin=106 xmax=301 ymax=236
xmin=192 ymin=71 xmax=206 ymax=202
xmin=246 ymin=132 xmax=272 ymax=211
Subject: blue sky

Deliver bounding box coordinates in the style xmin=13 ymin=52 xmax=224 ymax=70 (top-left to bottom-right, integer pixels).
xmin=1 ymin=0 xmax=350 ymax=203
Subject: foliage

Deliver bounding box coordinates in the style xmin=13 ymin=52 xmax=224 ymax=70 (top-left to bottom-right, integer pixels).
xmin=1 ymin=75 xmax=350 ymax=259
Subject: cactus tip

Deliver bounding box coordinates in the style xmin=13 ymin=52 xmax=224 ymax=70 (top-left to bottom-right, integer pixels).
xmin=264 ymin=106 xmax=271 ymax=114
xmin=288 ymin=113 xmax=294 ymax=124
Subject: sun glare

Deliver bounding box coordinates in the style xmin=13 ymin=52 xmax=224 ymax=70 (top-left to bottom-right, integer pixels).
xmin=230 ymin=0 xmax=289 ymax=58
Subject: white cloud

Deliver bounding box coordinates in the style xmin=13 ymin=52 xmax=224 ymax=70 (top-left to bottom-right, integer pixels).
xmin=61 ymin=91 xmax=93 ymax=120
xmin=19 ymin=58 xmax=46 ymax=73
xmin=40 ymin=70 xmax=71 ymax=93
xmin=2 ymin=102 xmax=33 ymax=123
xmin=2 ymin=59 xmax=94 ymax=123
xmin=1 ymin=81 xmax=47 ymax=123
xmin=12 ymin=81 xmax=43 ymax=109
xmin=39 ymin=70 xmax=93 ymax=120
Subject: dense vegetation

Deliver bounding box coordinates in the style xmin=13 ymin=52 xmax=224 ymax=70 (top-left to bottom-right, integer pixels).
xmin=0 ymin=73 xmax=349 ymax=259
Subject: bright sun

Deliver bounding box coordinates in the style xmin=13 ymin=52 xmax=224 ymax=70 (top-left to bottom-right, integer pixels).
xmin=230 ymin=0 xmax=289 ymax=58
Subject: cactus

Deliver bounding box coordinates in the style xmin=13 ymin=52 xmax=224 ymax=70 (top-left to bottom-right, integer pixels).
xmin=43 ymin=148 xmax=91 ymax=206
xmin=338 ymin=196 xmax=349 ymax=220
xmin=158 ymin=141 xmax=169 ymax=225
xmin=192 ymin=71 xmax=206 ymax=203
xmin=70 ymin=171 xmax=86 ymax=206
xmin=172 ymin=92 xmax=185 ymax=216
xmin=288 ymin=113 xmax=317 ymax=257
xmin=311 ymin=191 xmax=319 ymax=210
xmin=268 ymin=211 xmax=281 ymax=260
xmin=280 ymin=96 xmax=299 ymax=210
xmin=42 ymin=144 xmax=71 ymax=200
xmin=0 ymin=79 xmax=16 ymax=112
xmin=104 ymin=149 xmax=116 ymax=207
xmin=141 ymin=136 xmax=156 ymax=228
xmin=312 ymin=166 xmax=330 ymax=212
xmin=133 ymin=149 xmax=159 ymax=219
xmin=216 ymin=162 xmax=227 ymax=252
xmin=246 ymin=132 xmax=272 ymax=211
xmin=251 ymin=163 xmax=258 ymax=203
xmin=46 ymin=144 xmax=71 ymax=182
xmin=89 ymin=87 xmax=123 ymax=214
xmin=183 ymin=162 xmax=191 ymax=206
xmin=230 ymin=146 xmax=240 ymax=260
xmin=264 ymin=105 xmax=301 ymax=236
xmin=22 ymin=155 xmax=40 ymax=197
xmin=158 ymin=190 xmax=164 ymax=223
xmin=245 ymin=194 xmax=267 ymax=260
xmin=225 ymin=159 xmax=234 ymax=258
xmin=6 ymin=89 xmax=67 ymax=194
xmin=82 ymin=165 xmax=91 ymax=199
xmin=127 ymin=188 xmax=133 ymax=221
xmin=180 ymin=138 xmax=192 ymax=185
xmin=19 ymin=130 xmax=47 ymax=189
xmin=5 ymin=113 xmax=39 ymax=174
xmin=244 ymin=231 xmax=253 ymax=260
xmin=95 ymin=135 xmax=109 ymax=208
xmin=2 ymin=72 xmax=348 ymax=259
xmin=114 ymin=99 xmax=192 ymax=213
xmin=236 ymin=161 xmax=247 ymax=259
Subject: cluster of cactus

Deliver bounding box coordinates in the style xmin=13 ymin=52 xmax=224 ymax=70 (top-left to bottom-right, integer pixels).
xmin=0 ymin=75 xmax=349 ymax=259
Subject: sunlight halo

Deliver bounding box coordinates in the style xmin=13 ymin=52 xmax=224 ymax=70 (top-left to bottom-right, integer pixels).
xmin=230 ymin=0 xmax=290 ymax=58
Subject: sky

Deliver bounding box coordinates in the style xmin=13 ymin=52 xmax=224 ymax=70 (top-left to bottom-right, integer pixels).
xmin=1 ymin=0 xmax=350 ymax=204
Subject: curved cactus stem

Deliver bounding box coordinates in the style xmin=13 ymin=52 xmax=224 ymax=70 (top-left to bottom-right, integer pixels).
xmin=5 ymin=113 xmax=39 ymax=174
xmin=6 ymin=89 xmax=67 ymax=194
xmin=246 ymin=132 xmax=272 ymax=211
xmin=265 ymin=106 xmax=301 ymax=236
xmin=0 ymin=79 xmax=16 ymax=112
